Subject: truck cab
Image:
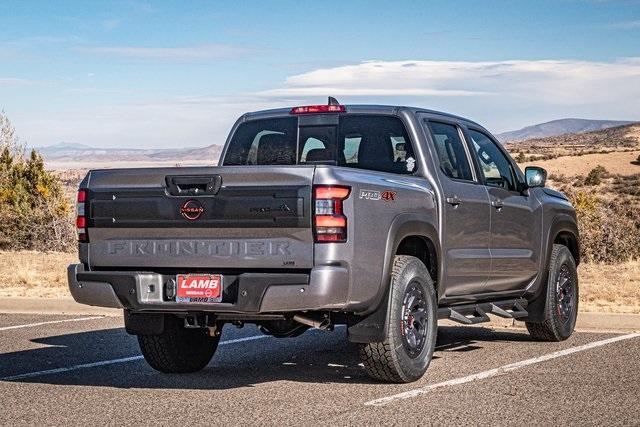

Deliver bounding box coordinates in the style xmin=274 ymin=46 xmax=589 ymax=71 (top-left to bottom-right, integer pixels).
xmin=68 ymin=100 xmax=580 ymax=383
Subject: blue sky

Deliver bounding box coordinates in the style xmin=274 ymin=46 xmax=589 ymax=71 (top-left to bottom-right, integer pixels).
xmin=1 ymin=0 xmax=639 ymax=149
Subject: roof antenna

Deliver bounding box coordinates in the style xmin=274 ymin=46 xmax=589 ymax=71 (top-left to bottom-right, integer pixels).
xmin=328 ymin=96 xmax=340 ymax=106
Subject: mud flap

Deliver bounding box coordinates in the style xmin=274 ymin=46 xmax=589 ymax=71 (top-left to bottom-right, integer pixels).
xmin=346 ymin=286 xmax=391 ymax=343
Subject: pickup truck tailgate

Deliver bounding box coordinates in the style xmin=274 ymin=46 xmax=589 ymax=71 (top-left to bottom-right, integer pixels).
xmin=83 ymin=166 xmax=314 ymax=270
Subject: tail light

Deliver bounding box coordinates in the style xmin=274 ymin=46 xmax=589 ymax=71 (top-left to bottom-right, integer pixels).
xmin=76 ymin=189 xmax=88 ymax=242
xmin=314 ymin=185 xmax=350 ymax=243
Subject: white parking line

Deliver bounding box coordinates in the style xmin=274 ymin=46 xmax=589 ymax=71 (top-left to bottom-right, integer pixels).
xmin=1 ymin=334 xmax=268 ymax=381
xmin=0 ymin=316 xmax=104 ymax=331
xmin=365 ymin=332 xmax=640 ymax=407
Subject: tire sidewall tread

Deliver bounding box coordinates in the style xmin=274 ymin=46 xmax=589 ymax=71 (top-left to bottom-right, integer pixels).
xmin=526 ymin=244 xmax=579 ymax=341
xmin=359 ymin=255 xmax=437 ymax=383
xmin=138 ymin=316 xmax=221 ymax=373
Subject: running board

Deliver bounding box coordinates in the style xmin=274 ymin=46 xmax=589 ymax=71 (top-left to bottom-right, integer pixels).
xmin=438 ymin=299 xmax=528 ymax=325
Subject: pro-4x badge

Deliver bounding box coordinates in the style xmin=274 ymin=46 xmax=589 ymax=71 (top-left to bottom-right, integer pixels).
xmin=359 ymin=189 xmax=397 ymax=202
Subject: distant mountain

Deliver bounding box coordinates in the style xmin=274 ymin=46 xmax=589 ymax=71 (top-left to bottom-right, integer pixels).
xmin=496 ymin=119 xmax=637 ymax=142
xmin=37 ymin=142 xmax=94 ymax=157
xmin=511 ymin=122 xmax=640 ymax=149
xmin=35 ymin=142 xmax=223 ymax=163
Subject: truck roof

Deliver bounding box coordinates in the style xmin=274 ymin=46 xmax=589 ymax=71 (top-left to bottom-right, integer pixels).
xmin=242 ymin=104 xmax=483 ymax=128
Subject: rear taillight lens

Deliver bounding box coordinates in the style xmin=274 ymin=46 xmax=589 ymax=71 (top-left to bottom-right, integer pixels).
xmin=76 ymin=189 xmax=88 ymax=242
xmin=314 ymin=185 xmax=350 ymax=243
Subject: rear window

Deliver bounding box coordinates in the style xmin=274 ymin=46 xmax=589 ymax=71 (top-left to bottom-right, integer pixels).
xmin=223 ymin=115 xmax=417 ymax=174
xmin=223 ymin=117 xmax=298 ymax=166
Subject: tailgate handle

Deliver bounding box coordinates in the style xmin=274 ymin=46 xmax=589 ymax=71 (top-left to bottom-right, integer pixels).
xmin=165 ymin=175 xmax=223 ymax=196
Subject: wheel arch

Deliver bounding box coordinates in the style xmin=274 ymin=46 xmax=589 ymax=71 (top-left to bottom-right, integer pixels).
xmin=382 ymin=214 xmax=441 ymax=299
xmin=395 ymin=235 xmax=439 ymax=293
xmin=347 ymin=213 xmax=440 ymax=343
xmin=553 ymin=230 xmax=580 ymax=266
xmin=525 ymin=214 xmax=580 ymax=322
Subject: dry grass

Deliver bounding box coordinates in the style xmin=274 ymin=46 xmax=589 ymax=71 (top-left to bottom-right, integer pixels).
xmin=579 ymin=261 xmax=640 ymax=314
xmin=521 ymin=150 xmax=640 ymax=177
xmin=0 ymin=251 xmax=637 ymax=314
xmin=0 ymin=251 xmax=77 ymax=298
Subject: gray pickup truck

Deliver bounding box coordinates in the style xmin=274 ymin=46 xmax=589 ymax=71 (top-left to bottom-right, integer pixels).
xmin=68 ymin=100 xmax=580 ymax=383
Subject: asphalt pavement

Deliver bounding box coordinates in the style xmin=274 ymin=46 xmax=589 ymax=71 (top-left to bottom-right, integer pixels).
xmin=0 ymin=313 xmax=638 ymax=426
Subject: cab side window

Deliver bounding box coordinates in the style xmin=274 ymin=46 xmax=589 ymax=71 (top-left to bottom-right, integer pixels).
xmin=427 ymin=121 xmax=473 ymax=181
xmin=468 ymin=129 xmax=518 ymax=191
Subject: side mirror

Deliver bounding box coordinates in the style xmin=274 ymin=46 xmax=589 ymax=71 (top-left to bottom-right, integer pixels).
xmin=525 ymin=166 xmax=547 ymax=188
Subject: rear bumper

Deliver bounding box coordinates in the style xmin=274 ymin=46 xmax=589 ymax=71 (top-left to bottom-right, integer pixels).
xmin=67 ymin=264 xmax=350 ymax=313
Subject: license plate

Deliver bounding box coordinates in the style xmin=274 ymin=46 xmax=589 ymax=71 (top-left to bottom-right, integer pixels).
xmin=175 ymin=274 xmax=223 ymax=303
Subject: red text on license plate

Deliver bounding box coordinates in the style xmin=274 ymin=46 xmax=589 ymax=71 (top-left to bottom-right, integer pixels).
xmin=176 ymin=274 xmax=222 ymax=301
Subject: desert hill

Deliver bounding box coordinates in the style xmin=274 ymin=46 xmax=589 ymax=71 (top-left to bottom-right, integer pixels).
xmin=496 ymin=118 xmax=636 ymax=142
xmin=510 ymin=123 xmax=640 ymax=178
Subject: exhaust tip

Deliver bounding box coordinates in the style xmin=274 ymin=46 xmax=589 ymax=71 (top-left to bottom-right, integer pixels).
xmin=293 ymin=314 xmax=330 ymax=330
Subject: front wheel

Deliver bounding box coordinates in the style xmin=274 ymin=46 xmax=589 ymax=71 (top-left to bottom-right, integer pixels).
xmin=138 ymin=315 xmax=221 ymax=373
xmin=526 ymin=244 xmax=579 ymax=341
xmin=359 ymin=255 xmax=438 ymax=383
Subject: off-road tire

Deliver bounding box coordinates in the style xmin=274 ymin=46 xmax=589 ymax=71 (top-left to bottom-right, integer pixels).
xmin=526 ymin=244 xmax=579 ymax=341
xmin=138 ymin=316 xmax=221 ymax=373
xmin=359 ymin=255 xmax=437 ymax=383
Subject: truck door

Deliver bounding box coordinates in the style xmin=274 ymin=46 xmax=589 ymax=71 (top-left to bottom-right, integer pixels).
xmin=465 ymin=127 xmax=542 ymax=294
xmin=421 ymin=118 xmax=492 ymax=298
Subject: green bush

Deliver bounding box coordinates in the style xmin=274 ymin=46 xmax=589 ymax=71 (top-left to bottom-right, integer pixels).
xmin=0 ymin=111 xmax=74 ymax=252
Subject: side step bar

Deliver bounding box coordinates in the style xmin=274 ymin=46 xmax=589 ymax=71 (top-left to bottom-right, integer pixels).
xmin=438 ymin=298 xmax=528 ymax=325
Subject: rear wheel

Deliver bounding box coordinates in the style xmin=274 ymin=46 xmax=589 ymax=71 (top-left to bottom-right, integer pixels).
xmin=138 ymin=315 xmax=221 ymax=373
xmin=359 ymin=255 xmax=437 ymax=383
xmin=526 ymin=244 xmax=579 ymax=341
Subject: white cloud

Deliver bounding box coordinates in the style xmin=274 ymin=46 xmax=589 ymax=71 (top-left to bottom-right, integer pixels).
xmin=254 ymin=58 xmax=640 ymax=132
xmin=75 ymin=44 xmax=250 ymax=60
xmin=258 ymin=59 xmax=640 ymax=107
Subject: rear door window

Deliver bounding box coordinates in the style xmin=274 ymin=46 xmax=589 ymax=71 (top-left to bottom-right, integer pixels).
xmin=427 ymin=121 xmax=473 ymax=181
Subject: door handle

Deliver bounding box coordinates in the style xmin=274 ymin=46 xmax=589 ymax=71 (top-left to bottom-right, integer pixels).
xmin=446 ymin=196 xmax=462 ymax=206
xmin=491 ymin=199 xmax=504 ymax=209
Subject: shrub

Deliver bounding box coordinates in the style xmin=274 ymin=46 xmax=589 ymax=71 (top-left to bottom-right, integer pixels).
xmin=0 ymin=111 xmax=74 ymax=252
xmin=584 ymin=165 xmax=607 ymax=186
xmin=570 ymin=191 xmax=598 ymax=215
xmin=516 ymin=152 xmax=527 ymax=163
xmin=567 ymin=190 xmax=640 ymax=263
